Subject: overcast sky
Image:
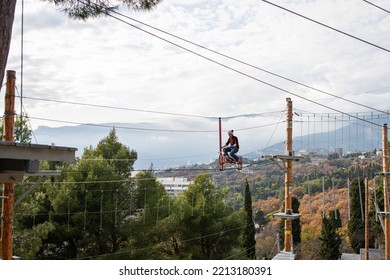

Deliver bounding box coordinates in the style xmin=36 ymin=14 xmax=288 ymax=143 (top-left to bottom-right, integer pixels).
xmin=2 ymin=0 xmax=390 ymax=161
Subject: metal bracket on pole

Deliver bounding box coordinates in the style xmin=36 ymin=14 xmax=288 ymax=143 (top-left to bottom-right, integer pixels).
xmin=378 ymin=212 xmax=390 ymax=217
xmin=273 ymin=212 xmax=301 ymax=220
xmin=14 ymin=170 xmax=61 ymax=207
xmin=374 ymin=172 xmax=390 ymax=219
xmin=262 ymin=155 xmax=304 ymax=171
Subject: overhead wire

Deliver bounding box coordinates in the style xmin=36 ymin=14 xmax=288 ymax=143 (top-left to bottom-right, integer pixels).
xmin=23 ymin=96 xmax=284 ymax=120
xmin=11 ymin=1 xmax=388 ymax=167
xmin=15 ymin=86 xmax=38 ymax=143
xmin=27 ymin=115 xmax=285 ymax=133
xmin=363 ymin=0 xmax=390 ymax=14
xmin=94 ymin=3 xmax=385 ymax=127
xmin=15 ymin=2 xmax=386 ymax=259
xmin=24 ymin=96 xmax=213 ymax=120
xmin=65 ymin=1 xmax=385 ymax=128
xmin=261 ymin=0 xmax=390 ymax=53
xmin=73 ymin=224 xmax=248 ymax=260
xmin=107 ymin=5 xmax=390 ymax=117
xmin=28 ymin=116 xmax=215 ymax=133
xmin=17 ymin=0 xmax=387 ymax=132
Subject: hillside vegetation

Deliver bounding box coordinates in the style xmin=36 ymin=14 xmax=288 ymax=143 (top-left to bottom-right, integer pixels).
xmin=160 ymin=151 xmax=386 ymax=259
xmin=9 ymin=127 xmax=386 ymax=260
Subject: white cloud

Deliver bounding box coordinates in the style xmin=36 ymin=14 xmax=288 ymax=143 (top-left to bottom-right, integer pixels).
xmin=150 ymin=135 xmax=170 ymax=142
xmin=2 ymin=0 xmax=390 ymax=160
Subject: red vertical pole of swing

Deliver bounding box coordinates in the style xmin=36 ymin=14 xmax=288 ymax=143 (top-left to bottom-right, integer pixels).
xmin=219 ymin=117 xmax=222 ymax=153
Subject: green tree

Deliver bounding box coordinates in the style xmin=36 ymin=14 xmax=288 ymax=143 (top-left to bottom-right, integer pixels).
xmin=0 ymin=113 xmax=32 ymax=142
xmin=13 ymin=161 xmax=58 ymax=259
xmin=369 ymin=180 xmax=384 ymax=248
xmin=348 ymin=178 xmax=365 ymax=254
xmin=329 ymin=208 xmax=342 ymax=229
xmin=0 ymin=0 xmax=163 ymax=90
xmin=319 ymin=212 xmax=342 ymax=260
xmin=150 ymin=173 xmax=244 ymax=259
xmin=243 ymin=179 xmax=256 ymax=259
xmin=125 ymin=171 xmax=172 ymax=259
xmin=16 ymin=129 xmax=139 ymax=259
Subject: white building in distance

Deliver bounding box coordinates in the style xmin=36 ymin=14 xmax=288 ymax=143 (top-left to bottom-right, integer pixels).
xmin=157 ymin=177 xmax=191 ymax=196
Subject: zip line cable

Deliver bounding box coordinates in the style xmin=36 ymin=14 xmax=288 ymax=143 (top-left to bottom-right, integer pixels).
xmin=15 ymin=87 xmax=38 ymax=143
xmin=363 ymin=0 xmax=390 ymax=14
xmin=261 ymin=0 xmax=390 ymax=53
xmin=16 ymin=1 xmax=387 ymax=130
xmin=66 ymin=1 xmax=385 ymax=127
xmin=28 ymin=116 xmax=215 ymax=133
xmin=24 ymin=97 xmax=212 ymax=119
xmin=27 ymin=115 xmax=285 ymax=133
xmin=22 ymin=96 xmax=283 ymax=120
xmin=264 ymin=110 xmax=285 ymax=149
xmin=106 ymin=6 xmax=390 ymax=117
xmin=96 ymin=6 xmax=384 ymax=127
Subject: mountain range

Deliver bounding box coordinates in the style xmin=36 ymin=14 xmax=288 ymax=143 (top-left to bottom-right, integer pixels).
xmin=33 ymin=119 xmax=387 ymax=169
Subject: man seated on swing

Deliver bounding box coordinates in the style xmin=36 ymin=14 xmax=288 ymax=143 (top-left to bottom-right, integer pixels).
xmin=222 ymin=130 xmax=239 ymax=162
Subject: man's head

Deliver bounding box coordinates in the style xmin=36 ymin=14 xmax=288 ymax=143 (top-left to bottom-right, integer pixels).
xmin=228 ymin=130 xmax=233 ymax=136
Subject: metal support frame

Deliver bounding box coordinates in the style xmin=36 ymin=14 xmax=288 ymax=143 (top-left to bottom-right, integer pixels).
xmin=374 ymin=172 xmax=390 ymax=218
xmin=273 ymin=212 xmax=301 ymax=220
xmin=262 ymin=155 xmax=304 ymax=171
xmin=14 ymin=171 xmax=61 ymax=207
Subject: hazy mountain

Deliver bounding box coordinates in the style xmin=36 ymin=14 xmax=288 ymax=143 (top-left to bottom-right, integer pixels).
xmin=33 ymin=119 xmax=386 ymax=169
xmin=259 ymin=119 xmax=385 ymax=157
xmin=33 ymin=122 xmax=219 ymax=169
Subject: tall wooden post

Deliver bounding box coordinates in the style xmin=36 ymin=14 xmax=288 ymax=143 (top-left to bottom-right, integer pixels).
xmin=1 ymin=70 xmax=16 ymax=260
xmin=365 ymin=177 xmax=369 ymax=260
xmin=383 ymin=124 xmax=390 ymax=260
xmin=284 ymin=98 xmax=293 ymax=252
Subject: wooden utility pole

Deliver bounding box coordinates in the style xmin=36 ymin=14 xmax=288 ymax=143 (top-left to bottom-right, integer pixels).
xmin=382 ymin=123 xmax=390 ymax=260
xmin=284 ymin=98 xmax=293 ymax=252
xmin=365 ymin=177 xmax=369 ymax=260
xmin=1 ymin=70 xmax=16 ymax=260
xmin=268 ymin=98 xmax=301 ymax=259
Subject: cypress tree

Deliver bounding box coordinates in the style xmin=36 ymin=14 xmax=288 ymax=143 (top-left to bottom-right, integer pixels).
xmin=329 ymin=209 xmax=342 ymax=229
xmin=278 ymin=196 xmax=301 ymax=248
xmin=292 ymin=197 xmax=301 ymax=245
xmin=243 ymin=179 xmax=256 ymax=259
xmin=319 ymin=213 xmax=342 ymax=260
xmin=348 ymin=178 xmax=365 ymax=253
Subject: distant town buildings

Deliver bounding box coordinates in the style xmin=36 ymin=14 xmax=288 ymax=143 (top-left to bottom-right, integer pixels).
xmin=157 ymin=177 xmax=190 ymax=196
xmin=333 ymin=147 xmax=343 ymax=157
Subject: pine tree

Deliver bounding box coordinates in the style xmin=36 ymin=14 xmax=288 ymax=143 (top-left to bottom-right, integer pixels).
xmin=0 ymin=113 xmax=32 ymax=143
xmin=243 ymin=179 xmax=256 ymax=259
xmin=25 ymin=129 xmax=139 ymax=259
